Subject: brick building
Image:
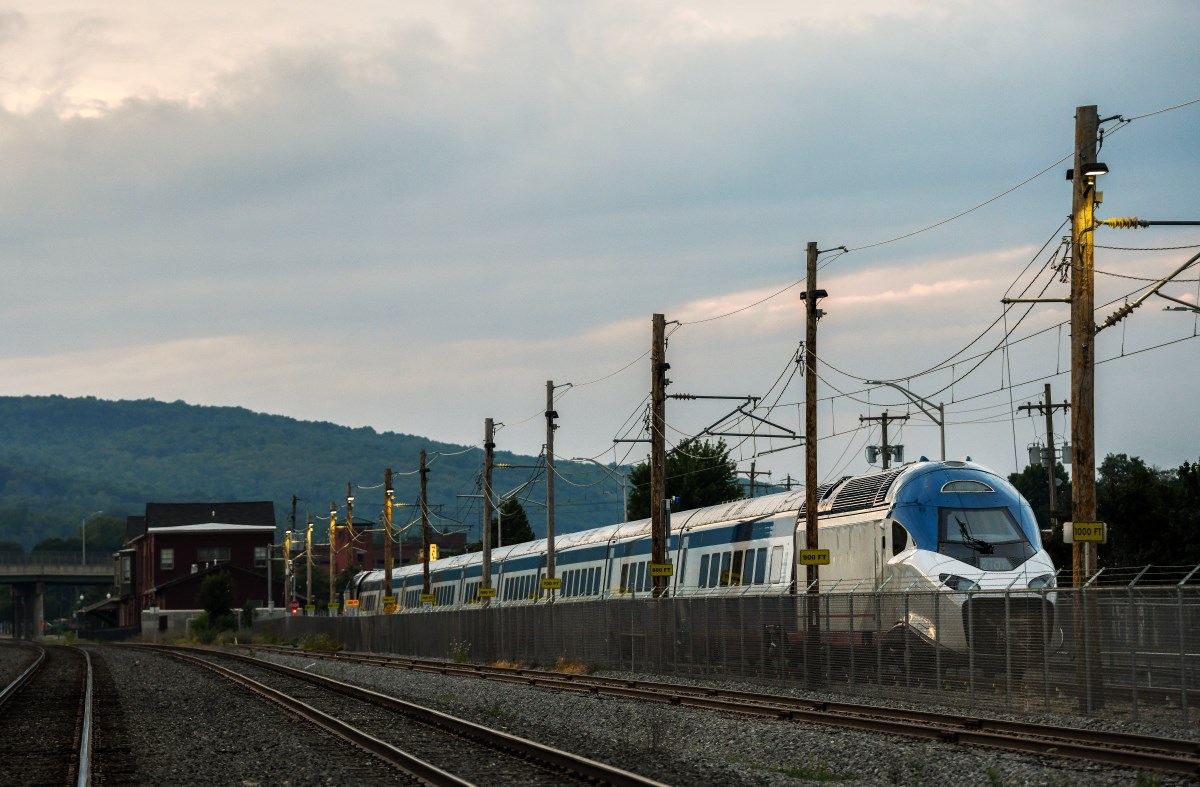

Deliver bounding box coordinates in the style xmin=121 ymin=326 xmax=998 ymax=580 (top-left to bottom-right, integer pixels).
xmin=115 ymin=501 xmax=284 ymax=629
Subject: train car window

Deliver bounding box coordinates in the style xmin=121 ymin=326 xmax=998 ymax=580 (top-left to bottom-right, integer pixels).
xmin=639 ymin=561 xmax=649 ymax=592
xmin=708 ymin=553 xmax=720 ymax=588
xmin=698 ymin=554 xmax=710 ymax=588
xmin=730 ymin=550 xmax=745 ymax=586
xmin=941 ymin=480 xmax=994 ymax=493
xmin=754 ymin=548 xmax=767 ymax=584
xmin=743 ymin=549 xmax=756 ymax=586
xmin=590 ymin=566 xmax=600 ymax=596
xmin=892 ymin=521 xmax=909 ymax=555
xmin=769 ymin=546 xmax=783 ymax=583
xmin=620 ymin=563 xmax=630 ymax=593
xmin=719 ymin=552 xmax=733 ymax=586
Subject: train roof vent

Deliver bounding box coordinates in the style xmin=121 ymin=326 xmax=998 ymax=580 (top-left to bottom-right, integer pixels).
xmin=827 ymin=467 xmax=906 ymax=514
xmin=797 ymin=480 xmax=841 ymax=516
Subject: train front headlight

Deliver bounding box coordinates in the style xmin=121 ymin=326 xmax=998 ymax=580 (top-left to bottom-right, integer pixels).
xmin=1028 ymin=573 xmax=1056 ymax=589
xmin=938 ymin=573 xmax=978 ymax=592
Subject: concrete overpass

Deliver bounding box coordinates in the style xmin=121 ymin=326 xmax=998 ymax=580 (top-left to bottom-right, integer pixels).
xmin=1 ymin=552 xmax=114 ymax=638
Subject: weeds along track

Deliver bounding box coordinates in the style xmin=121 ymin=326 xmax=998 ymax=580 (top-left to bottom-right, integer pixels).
xmin=147 ymin=645 xmax=665 ymax=787
xmin=243 ymin=643 xmax=1200 ymax=778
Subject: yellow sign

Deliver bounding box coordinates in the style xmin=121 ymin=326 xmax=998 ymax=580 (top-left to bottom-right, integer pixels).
xmin=304 ymin=604 xmax=316 ymax=611
xmin=420 ymin=593 xmax=436 ymax=604
xmin=382 ymin=595 xmax=397 ymax=605
xmin=326 ymin=602 xmax=339 ymax=610
xmin=345 ymin=599 xmax=360 ymax=607
xmin=541 ymin=577 xmax=562 ymax=590
xmin=649 ymin=563 xmax=674 ymax=577
xmin=478 ymin=587 xmax=497 ymax=598
xmin=1067 ymin=521 xmax=1107 ymax=543
xmin=428 ymin=543 xmax=439 ymax=561
xmin=799 ymin=549 xmax=831 ymax=566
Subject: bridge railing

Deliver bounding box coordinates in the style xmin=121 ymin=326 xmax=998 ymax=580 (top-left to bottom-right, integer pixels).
xmin=0 ymin=551 xmax=113 ymax=567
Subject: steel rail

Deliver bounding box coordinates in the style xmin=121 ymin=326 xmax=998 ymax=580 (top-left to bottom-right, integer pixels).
xmin=162 ymin=649 xmax=471 ymax=787
xmin=245 ymin=645 xmax=1200 ymax=776
xmin=164 ymin=646 xmax=665 ymax=787
xmin=75 ymin=647 xmax=94 ymax=787
xmin=0 ymin=643 xmax=46 ymax=709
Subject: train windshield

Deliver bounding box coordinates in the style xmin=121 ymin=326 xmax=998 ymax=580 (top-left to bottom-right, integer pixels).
xmin=937 ymin=507 xmax=1035 ymax=570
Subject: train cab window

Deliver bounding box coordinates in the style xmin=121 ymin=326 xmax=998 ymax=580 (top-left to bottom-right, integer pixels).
xmin=892 ymin=521 xmax=909 ymax=556
xmin=937 ymin=507 xmax=1034 ymax=570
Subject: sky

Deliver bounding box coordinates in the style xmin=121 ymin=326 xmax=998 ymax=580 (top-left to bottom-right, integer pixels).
xmin=1 ymin=1 xmax=1197 ymax=497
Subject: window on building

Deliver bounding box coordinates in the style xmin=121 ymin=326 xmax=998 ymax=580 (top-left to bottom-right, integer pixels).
xmin=197 ymin=547 xmax=231 ymax=563
xmin=254 ymin=546 xmax=268 ymax=567
xmin=121 ymin=555 xmax=132 ymax=583
xmin=160 ymin=548 xmax=174 ymax=571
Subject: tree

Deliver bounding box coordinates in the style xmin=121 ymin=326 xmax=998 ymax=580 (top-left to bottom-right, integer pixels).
xmin=490 ymin=497 xmax=535 ymax=547
xmin=197 ymin=571 xmax=236 ymax=628
xmin=1008 ymin=462 xmax=1072 ymax=570
xmin=625 ymin=438 xmax=742 ymax=520
xmin=1096 ymin=454 xmax=1185 ymax=568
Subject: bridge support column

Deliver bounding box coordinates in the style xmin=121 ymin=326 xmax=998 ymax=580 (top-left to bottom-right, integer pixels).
xmin=11 ymin=581 xmax=45 ymax=640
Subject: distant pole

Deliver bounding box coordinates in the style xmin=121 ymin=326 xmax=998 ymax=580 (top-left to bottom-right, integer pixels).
xmin=650 ymin=313 xmax=668 ymax=597
xmin=328 ymin=502 xmax=337 ymax=609
xmin=384 ymin=469 xmax=394 ymax=612
xmin=420 ymin=449 xmax=431 ymax=595
xmin=1018 ymin=384 xmax=1069 ymax=532
xmin=545 ymin=381 xmax=557 ymax=599
xmin=305 ymin=514 xmax=313 ymax=614
xmin=483 ymin=419 xmax=494 ymax=602
xmin=804 ymin=240 xmax=820 ymax=598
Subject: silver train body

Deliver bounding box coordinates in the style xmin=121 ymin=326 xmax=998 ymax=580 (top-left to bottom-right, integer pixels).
xmin=351 ymin=458 xmax=1056 ymax=656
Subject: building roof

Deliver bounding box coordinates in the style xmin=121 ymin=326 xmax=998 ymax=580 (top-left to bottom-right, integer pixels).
xmin=147 ymin=523 xmax=276 ymax=535
xmin=145 ymin=501 xmax=276 ymax=529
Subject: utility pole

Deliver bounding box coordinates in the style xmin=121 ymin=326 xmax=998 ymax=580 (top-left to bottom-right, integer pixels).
xmin=482 ymin=419 xmax=494 ymax=602
xmin=346 ymin=482 xmax=354 ymax=570
xmin=420 ymin=449 xmax=431 ymax=595
xmin=738 ymin=461 xmax=772 ymax=498
xmin=289 ymin=495 xmax=297 ymax=609
xmin=328 ymin=502 xmax=337 ymax=609
xmin=305 ymin=513 xmax=313 ymax=615
xmin=1018 ymin=384 xmax=1070 ymax=532
xmin=650 ymin=313 xmax=669 ymax=598
xmin=860 ymin=411 xmax=908 ymax=469
xmin=545 ymin=381 xmax=557 ymax=599
xmin=384 ymin=468 xmax=394 ymax=612
xmin=802 ymin=242 xmax=824 ymax=599
xmin=1071 ymin=104 xmax=1100 ymax=588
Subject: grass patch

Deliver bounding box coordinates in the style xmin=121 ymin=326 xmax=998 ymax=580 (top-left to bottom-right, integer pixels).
xmin=727 ymin=753 xmax=852 ymax=782
xmin=551 ymin=657 xmax=591 ymax=675
xmin=298 ymin=633 xmax=344 ymax=653
xmin=448 ymin=639 xmax=471 ymax=664
xmin=489 ymin=659 xmax=526 ymax=670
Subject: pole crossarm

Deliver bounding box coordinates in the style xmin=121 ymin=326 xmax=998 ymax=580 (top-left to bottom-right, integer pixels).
xmin=865 ymin=381 xmax=944 ymax=427
xmin=1097 ymin=249 xmax=1200 ymax=332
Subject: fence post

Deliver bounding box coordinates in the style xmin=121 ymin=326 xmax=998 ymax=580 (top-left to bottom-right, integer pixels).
xmin=1179 ymin=585 xmax=1189 ymax=729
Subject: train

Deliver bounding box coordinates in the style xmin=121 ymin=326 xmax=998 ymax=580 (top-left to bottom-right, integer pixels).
xmin=349 ymin=457 xmax=1058 ymax=661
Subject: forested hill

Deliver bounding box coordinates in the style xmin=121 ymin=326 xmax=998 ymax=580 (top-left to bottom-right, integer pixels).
xmin=0 ymin=395 xmax=626 ymax=549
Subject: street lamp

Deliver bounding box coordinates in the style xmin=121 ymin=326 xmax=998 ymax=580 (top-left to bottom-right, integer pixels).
xmin=81 ymin=510 xmax=104 ymax=565
xmin=864 ymin=381 xmax=946 ymax=461
xmin=571 ymin=457 xmax=628 ymax=523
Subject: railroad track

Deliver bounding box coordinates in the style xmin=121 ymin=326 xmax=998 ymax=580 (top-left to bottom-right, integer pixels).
xmin=0 ymin=642 xmax=95 ymax=786
xmin=244 ymin=644 xmax=1200 ymax=777
xmin=152 ymin=645 xmax=665 ymax=787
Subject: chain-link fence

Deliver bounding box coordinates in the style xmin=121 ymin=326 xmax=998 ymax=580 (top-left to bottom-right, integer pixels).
xmin=259 ymin=583 xmax=1200 ymax=736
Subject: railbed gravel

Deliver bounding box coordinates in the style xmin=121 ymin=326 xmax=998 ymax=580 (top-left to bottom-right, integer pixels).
xmin=254 ymin=648 xmax=1198 ymax=786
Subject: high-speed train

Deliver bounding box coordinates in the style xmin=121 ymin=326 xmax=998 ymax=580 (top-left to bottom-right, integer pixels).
xmin=350 ymin=458 xmax=1057 ymax=656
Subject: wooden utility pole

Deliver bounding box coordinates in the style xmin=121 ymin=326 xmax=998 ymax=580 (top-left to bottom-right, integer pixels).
xmin=383 ymin=467 xmax=394 ymax=611
xmin=859 ymin=411 xmax=908 ymax=469
xmin=420 ymin=449 xmax=431 ymax=595
xmin=803 ymin=241 xmax=821 ymax=597
xmin=650 ymin=313 xmax=668 ymax=597
xmin=346 ymin=482 xmax=354 ymax=570
xmin=1071 ymin=104 xmax=1100 ymax=588
xmin=545 ymin=381 xmax=557 ymax=598
xmin=305 ymin=513 xmax=313 ymax=614
xmin=1018 ymin=384 xmax=1070 ymax=532
xmin=328 ymin=502 xmax=337 ymax=608
xmin=482 ymin=419 xmax=494 ymax=601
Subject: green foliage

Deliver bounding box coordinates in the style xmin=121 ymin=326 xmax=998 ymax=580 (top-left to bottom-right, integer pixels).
xmin=491 ymin=498 xmax=535 ymax=546
xmin=625 ymin=439 xmax=742 ymax=520
xmin=0 ymin=395 xmax=613 ymax=549
xmin=1097 ymin=454 xmax=1200 ymax=567
xmin=298 ymin=633 xmax=344 ymax=652
xmin=198 ymin=572 xmax=236 ymax=629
